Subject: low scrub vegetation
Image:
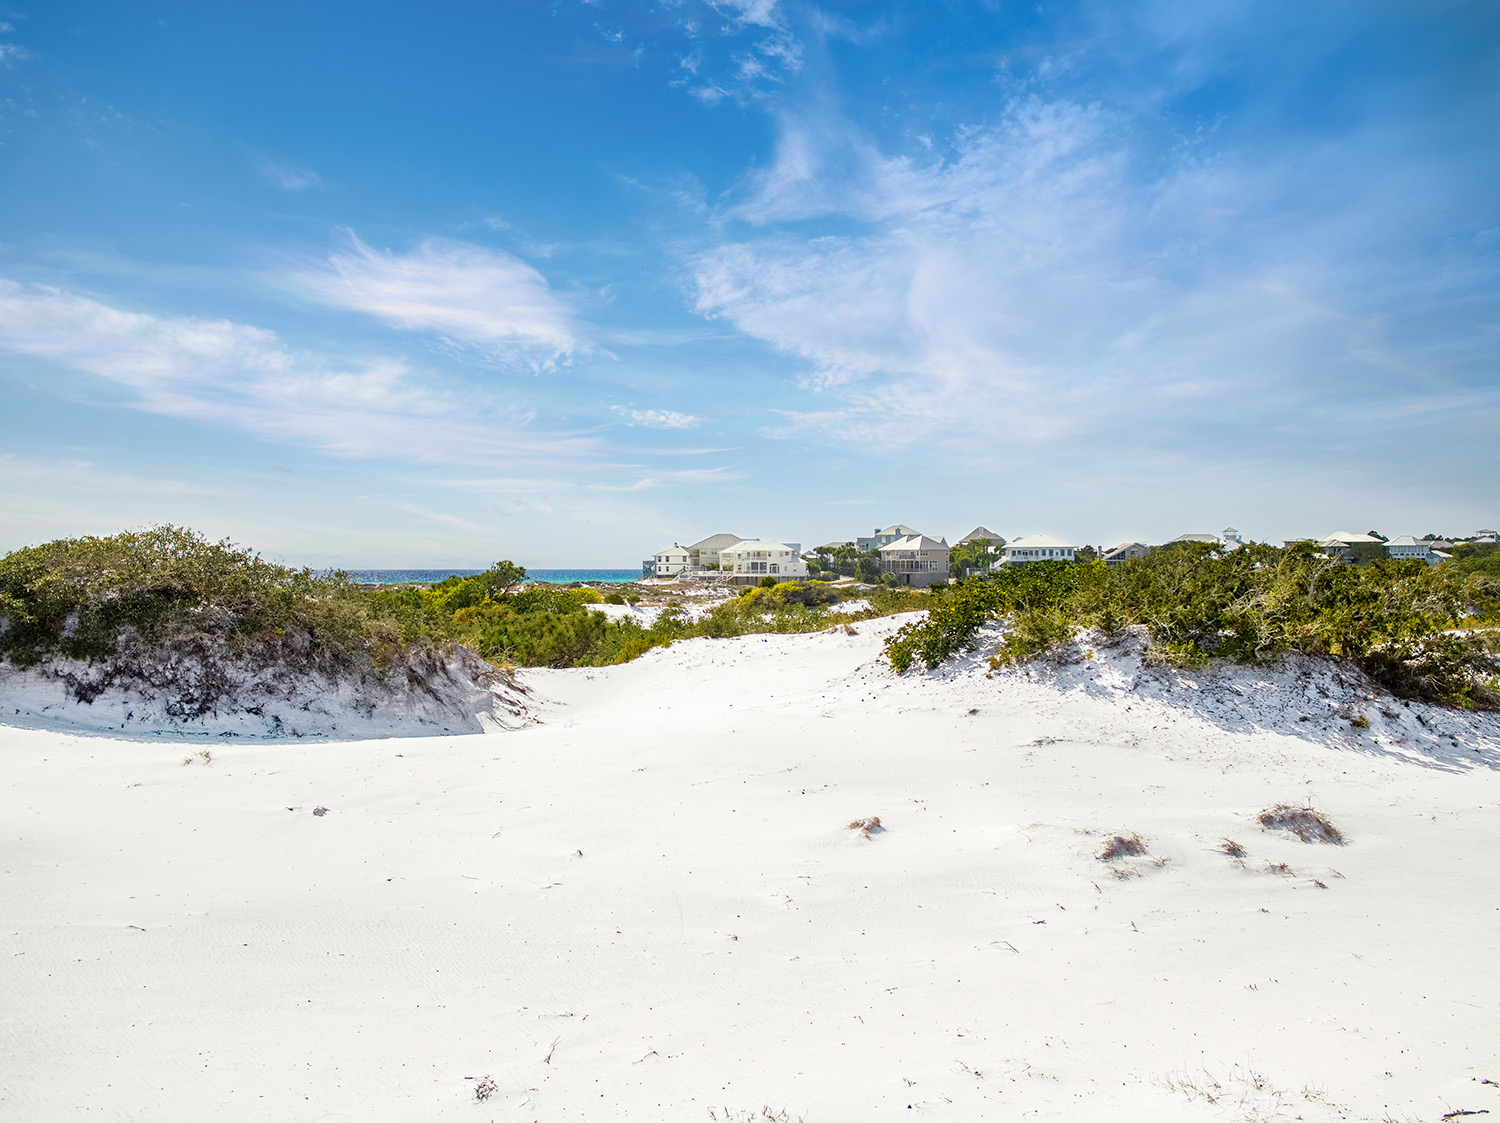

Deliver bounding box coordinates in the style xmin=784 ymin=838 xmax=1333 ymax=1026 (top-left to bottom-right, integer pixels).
xmin=885 ymin=543 xmax=1500 ymax=709
xmin=0 ymin=527 xmax=927 ymax=679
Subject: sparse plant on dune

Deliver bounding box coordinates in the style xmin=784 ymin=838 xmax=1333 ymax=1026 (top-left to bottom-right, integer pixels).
xmin=845 ymin=815 xmax=883 ymax=837
xmin=707 ymin=1107 xmax=803 ymax=1122
xmin=1097 ymin=832 xmax=1148 ymax=860
xmin=1257 ymin=804 xmax=1343 ymax=844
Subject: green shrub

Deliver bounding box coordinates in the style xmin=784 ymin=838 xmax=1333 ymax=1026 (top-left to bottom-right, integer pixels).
xmin=603 ymin=592 xmax=626 ymax=605
xmin=881 ymin=545 xmax=1500 ymax=709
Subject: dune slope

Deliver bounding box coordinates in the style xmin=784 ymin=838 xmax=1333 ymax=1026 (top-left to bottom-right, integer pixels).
xmin=3 ymin=617 xmax=1498 ymax=1121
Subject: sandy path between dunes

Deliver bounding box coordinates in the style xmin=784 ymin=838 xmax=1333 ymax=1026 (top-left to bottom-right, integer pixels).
xmin=3 ymin=617 xmax=1499 ymax=1121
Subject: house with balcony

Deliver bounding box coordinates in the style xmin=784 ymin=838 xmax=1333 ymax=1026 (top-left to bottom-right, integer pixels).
xmin=877 ymin=535 xmax=950 ymax=587
xmin=685 ymin=532 xmax=743 ymax=574
xmin=651 ymin=543 xmax=690 ymax=577
xmin=994 ymin=534 xmax=1079 ymax=567
xmin=1385 ymin=536 xmax=1442 ymax=565
xmin=719 ymin=540 xmax=809 ymax=585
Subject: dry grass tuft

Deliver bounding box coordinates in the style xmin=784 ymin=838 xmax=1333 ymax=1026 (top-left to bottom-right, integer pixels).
xmin=1257 ymin=804 xmax=1343 ymax=844
xmin=473 ymin=1075 xmax=497 ymax=1101
xmin=1218 ymin=838 xmax=1246 ymax=858
xmin=707 ymin=1108 xmax=803 ymax=1122
xmin=1097 ymin=832 xmax=1148 ymax=860
xmin=845 ymin=815 xmax=883 ymax=837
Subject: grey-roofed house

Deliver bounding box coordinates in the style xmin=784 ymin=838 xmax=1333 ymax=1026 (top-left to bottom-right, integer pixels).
xmin=856 ymin=524 xmax=922 ymax=552
xmin=878 ymin=535 xmax=950 ymax=587
xmin=1385 ymin=536 xmax=1440 ymax=565
xmin=957 ymin=526 xmax=1006 ymax=547
xmin=1103 ymin=542 xmax=1150 ymax=566
xmin=686 ymin=533 xmax=743 ymax=574
xmin=995 ymin=534 xmax=1079 ymax=567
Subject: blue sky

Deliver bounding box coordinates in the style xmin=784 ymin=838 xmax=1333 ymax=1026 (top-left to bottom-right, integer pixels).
xmin=1 ymin=1 xmax=1496 ymax=567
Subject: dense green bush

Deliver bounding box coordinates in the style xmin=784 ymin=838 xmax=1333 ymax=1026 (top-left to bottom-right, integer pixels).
xmin=883 ymin=545 xmax=1500 ymax=709
xmin=0 ymin=526 xmax=370 ymax=668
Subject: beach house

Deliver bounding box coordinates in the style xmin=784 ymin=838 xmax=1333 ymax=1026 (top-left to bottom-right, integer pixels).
xmin=1316 ymin=531 xmax=1383 ymax=563
xmin=1385 ymin=536 xmax=1441 ymax=565
xmin=1103 ymin=542 xmax=1150 ymax=566
xmin=719 ymin=540 xmax=809 ymax=585
xmin=686 ymin=533 xmax=743 ymax=574
xmin=651 ymin=544 xmax=690 ymax=577
xmin=856 ymin=524 xmax=922 ymax=552
xmin=877 ymin=535 xmax=950 ymax=587
xmin=957 ymin=526 xmax=1006 ymax=547
xmin=995 ymin=534 xmax=1078 ymax=567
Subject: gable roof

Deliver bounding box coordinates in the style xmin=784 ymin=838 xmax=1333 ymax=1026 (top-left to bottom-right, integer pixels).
xmin=1105 ymin=542 xmax=1149 ymax=556
xmin=1386 ymin=535 xmax=1425 ymax=547
xmin=878 ymin=534 xmax=949 ymax=552
xmin=876 ymin=523 xmax=921 ymax=537
xmin=688 ymin=533 xmax=743 ymax=551
xmin=1168 ymin=532 xmax=1220 ymax=544
xmin=1006 ymin=534 xmax=1078 ymax=549
xmin=720 ymin=539 xmax=796 ymax=554
xmin=1317 ymin=531 xmax=1382 ymax=546
xmin=957 ymin=526 xmax=1005 ymax=545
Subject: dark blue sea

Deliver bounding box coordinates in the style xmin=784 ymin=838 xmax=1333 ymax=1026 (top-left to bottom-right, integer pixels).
xmin=346 ymin=568 xmax=641 ymax=586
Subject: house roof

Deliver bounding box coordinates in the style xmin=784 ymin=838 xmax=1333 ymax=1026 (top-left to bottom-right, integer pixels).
xmin=878 ymin=534 xmax=949 ymax=553
xmin=816 ymin=540 xmax=854 ymax=551
xmin=654 ymin=544 xmax=688 ymax=555
xmin=1317 ymin=531 xmax=1382 ymax=546
xmin=688 ymin=533 xmax=743 ymax=551
xmin=1105 ymin=542 xmax=1149 ymax=556
xmin=720 ymin=539 xmax=796 ymax=554
xmin=957 ymin=526 xmax=1005 ymax=545
xmin=1006 ymin=534 xmax=1078 ymax=549
xmin=1386 ymin=536 xmax=1425 ymax=547
xmin=1168 ymin=532 xmax=1221 ymax=544
xmin=875 ymin=524 xmax=921 ymax=537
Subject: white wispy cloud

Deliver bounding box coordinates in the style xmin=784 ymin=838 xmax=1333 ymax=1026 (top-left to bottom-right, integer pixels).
xmin=690 ymin=92 xmax=1498 ymax=461
xmin=0 ymin=279 xmax=597 ymax=467
xmin=257 ymin=158 xmax=324 ymax=191
xmin=296 ymin=233 xmax=583 ymax=370
xmin=611 ymin=405 xmax=704 ymax=429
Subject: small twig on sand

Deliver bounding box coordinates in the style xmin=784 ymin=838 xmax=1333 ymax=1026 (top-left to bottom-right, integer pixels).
xmin=543 ymin=1036 xmax=560 ymax=1064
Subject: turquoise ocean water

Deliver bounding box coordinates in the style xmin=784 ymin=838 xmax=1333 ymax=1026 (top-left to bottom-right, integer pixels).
xmin=346 ymin=569 xmax=641 ymax=585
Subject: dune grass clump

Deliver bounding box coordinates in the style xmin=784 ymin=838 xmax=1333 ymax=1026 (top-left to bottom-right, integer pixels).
xmin=1217 ymin=838 xmax=1247 ymax=858
xmin=845 ymin=815 xmax=883 ymax=837
xmin=1257 ymin=804 xmax=1343 ymax=844
xmin=1097 ymin=832 xmax=1148 ymax=860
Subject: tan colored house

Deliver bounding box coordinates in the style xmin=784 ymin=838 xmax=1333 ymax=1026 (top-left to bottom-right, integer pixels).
xmin=878 ymin=534 xmax=950 ymax=587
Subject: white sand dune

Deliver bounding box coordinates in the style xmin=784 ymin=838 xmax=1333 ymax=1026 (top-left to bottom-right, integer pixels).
xmin=0 ymin=645 xmax=531 ymax=740
xmin=4 ymin=617 xmax=1498 ymax=1121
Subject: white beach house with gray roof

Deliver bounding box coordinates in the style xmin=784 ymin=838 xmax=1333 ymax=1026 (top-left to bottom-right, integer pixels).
xmin=719 ymin=540 xmax=808 ymax=584
xmin=994 ymin=534 xmax=1079 ymax=567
